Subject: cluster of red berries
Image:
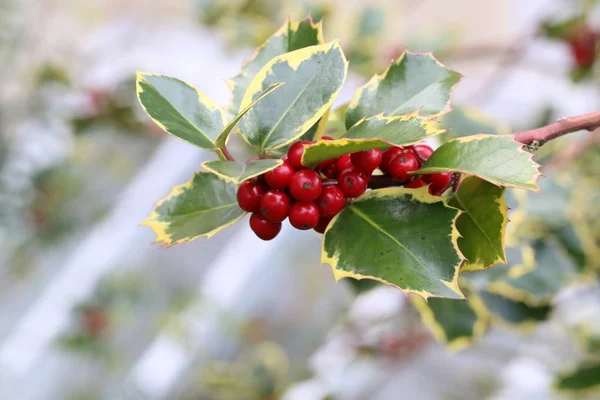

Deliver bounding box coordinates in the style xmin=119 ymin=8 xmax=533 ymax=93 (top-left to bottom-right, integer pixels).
xmin=237 ymin=137 xmax=452 ymax=240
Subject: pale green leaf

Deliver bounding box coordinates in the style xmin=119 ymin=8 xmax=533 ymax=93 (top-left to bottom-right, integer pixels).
xmin=202 ymin=159 xmax=283 ymax=183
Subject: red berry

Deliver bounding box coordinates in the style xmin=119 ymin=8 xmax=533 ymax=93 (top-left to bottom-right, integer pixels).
xmin=288 ymin=202 xmax=320 ymax=230
xmin=264 ymin=161 xmax=294 ymax=189
xmin=570 ymin=29 xmax=597 ymax=68
xmin=321 ymin=136 xmax=334 ymax=141
xmin=412 ymin=144 xmax=434 ymax=163
xmin=338 ymin=168 xmax=368 ymax=198
xmin=289 ymin=170 xmax=322 ymax=202
xmin=250 ymin=213 xmax=282 ymax=241
xmin=315 ymin=157 xmax=338 ymax=172
xmin=314 ymin=216 xmax=333 ymax=234
xmin=237 ymin=181 xmax=265 ymax=212
xmin=321 ymin=164 xmax=338 ymax=179
xmin=351 ymin=148 xmax=382 ymax=175
xmin=287 ymin=141 xmax=311 ymax=170
xmin=380 ymin=147 xmax=411 ymax=173
xmin=424 ymin=173 xmax=452 ymax=195
xmin=336 ymin=154 xmax=353 ymax=173
xmin=316 ymin=185 xmax=346 ymax=217
xmin=388 ymin=153 xmax=420 ymax=181
xmin=405 ymin=179 xmax=428 ymax=189
xmin=260 ymin=190 xmax=290 ymax=223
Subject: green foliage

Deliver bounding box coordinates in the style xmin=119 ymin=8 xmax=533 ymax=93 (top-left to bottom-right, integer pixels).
xmin=555 ymin=360 xmax=600 ymax=392
xmin=202 ymin=159 xmax=283 ymax=183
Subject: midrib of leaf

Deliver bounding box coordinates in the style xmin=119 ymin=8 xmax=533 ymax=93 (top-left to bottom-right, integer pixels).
xmin=348 ymin=204 xmax=427 ymax=270
xmin=453 ymin=192 xmax=503 ymax=259
xmin=145 ymin=83 xmax=217 ymax=148
xmin=260 ymin=72 xmax=319 ymax=150
xmin=167 ymin=202 xmax=239 ymax=218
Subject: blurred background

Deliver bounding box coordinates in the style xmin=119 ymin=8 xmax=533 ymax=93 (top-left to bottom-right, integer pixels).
xmin=1 ymin=0 xmax=600 ymax=399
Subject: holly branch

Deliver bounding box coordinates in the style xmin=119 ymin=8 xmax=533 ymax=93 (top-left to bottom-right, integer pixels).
xmin=514 ymin=109 xmax=600 ymax=145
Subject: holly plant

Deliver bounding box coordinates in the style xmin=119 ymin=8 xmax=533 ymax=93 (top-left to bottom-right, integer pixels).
xmin=136 ymin=16 xmax=600 ymax=302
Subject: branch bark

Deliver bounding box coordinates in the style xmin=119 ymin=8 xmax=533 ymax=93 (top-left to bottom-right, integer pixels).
xmin=514 ymin=110 xmax=600 ymax=145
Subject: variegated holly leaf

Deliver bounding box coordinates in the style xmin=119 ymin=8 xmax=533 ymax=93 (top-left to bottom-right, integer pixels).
xmin=240 ymin=41 xmax=348 ymax=152
xmin=142 ymin=172 xmax=245 ymax=246
xmin=137 ymin=72 xmax=226 ymax=150
xmin=322 ymin=103 xmax=349 ymax=139
xmin=418 ymin=134 xmax=541 ymax=191
xmin=487 ymin=239 xmax=580 ymax=306
xmin=449 ymin=176 xmax=508 ymax=272
xmin=411 ymin=291 xmax=488 ymax=351
xmin=478 ymin=291 xmax=552 ymax=328
xmin=228 ymin=17 xmax=324 ymax=114
xmin=346 ymin=52 xmax=461 ymax=128
xmin=215 ymin=82 xmax=283 ymax=149
xmin=301 ymin=113 xmax=444 ymax=168
xmin=201 ymin=159 xmax=282 ymax=183
xmin=555 ymin=361 xmax=600 ymax=392
xmin=322 ymin=187 xmax=464 ymax=299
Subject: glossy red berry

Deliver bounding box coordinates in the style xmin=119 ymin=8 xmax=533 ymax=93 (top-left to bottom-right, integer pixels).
xmin=338 ymin=168 xmax=368 ymax=198
xmin=250 ymin=213 xmax=282 ymax=241
xmin=570 ymin=29 xmax=597 ymax=68
xmin=336 ymin=154 xmax=353 ymax=173
xmin=380 ymin=147 xmax=411 ymax=173
xmin=237 ymin=181 xmax=265 ymax=212
xmin=260 ymin=190 xmax=290 ymax=223
xmin=405 ymin=179 xmax=428 ymax=189
xmin=317 ymin=185 xmax=346 ymax=217
xmin=287 ymin=140 xmax=311 ymax=170
xmin=425 ymin=172 xmax=452 ymax=195
xmin=388 ymin=153 xmax=420 ymax=181
xmin=264 ymin=161 xmax=294 ymax=189
xmin=320 ymin=164 xmax=338 ymax=179
xmin=321 ymin=136 xmax=334 ymax=141
xmin=351 ymin=148 xmax=382 ymax=175
xmin=315 ymin=157 xmax=338 ymax=172
xmin=289 ymin=169 xmax=322 ymax=202
xmin=314 ymin=216 xmax=333 ymax=234
xmin=289 ymin=202 xmax=320 ymax=230
xmin=412 ymin=144 xmax=434 ymax=163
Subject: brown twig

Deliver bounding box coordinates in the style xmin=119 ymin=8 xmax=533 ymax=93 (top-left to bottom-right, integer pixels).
xmin=514 ymin=110 xmax=600 ymax=145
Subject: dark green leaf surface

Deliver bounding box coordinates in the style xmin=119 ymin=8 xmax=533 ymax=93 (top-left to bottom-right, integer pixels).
xmin=479 ymin=291 xmax=551 ymax=326
xmin=488 ymin=240 xmax=580 ymax=305
xmin=228 ymin=17 xmax=324 ymax=114
xmin=137 ymin=72 xmax=226 ymax=150
xmin=202 ymin=159 xmax=283 ymax=183
xmin=322 ymin=187 xmax=463 ymax=299
xmin=142 ymin=172 xmax=245 ymax=246
xmin=555 ymin=361 xmax=600 ymax=392
xmin=412 ymin=292 xmax=487 ymax=350
xmin=215 ymin=82 xmax=283 ymax=149
xmin=418 ymin=134 xmax=541 ymax=191
xmin=240 ymin=41 xmax=348 ymax=152
xmin=346 ymin=52 xmax=461 ymax=128
xmin=301 ymin=114 xmax=443 ymax=168
xmin=449 ymin=176 xmax=508 ymax=272
xmin=323 ymin=103 xmax=349 ymax=139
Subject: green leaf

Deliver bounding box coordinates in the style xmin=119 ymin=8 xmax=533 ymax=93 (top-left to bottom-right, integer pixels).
xmin=142 ymin=172 xmax=245 ymax=246
xmin=449 ymin=176 xmax=508 ymax=272
xmin=346 ymin=52 xmax=461 ymax=128
xmin=201 ymin=159 xmax=283 ymax=183
xmin=227 ymin=17 xmax=324 ymax=114
xmin=411 ymin=291 xmax=488 ymax=351
xmin=478 ymin=291 xmax=551 ymax=328
xmin=555 ymin=361 xmax=600 ymax=392
xmin=322 ymin=187 xmax=464 ymax=299
xmin=136 ymin=72 xmax=226 ymax=150
xmin=487 ymin=240 xmax=581 ymax=305
xmin=240 ymin=41 xmax=348 ymax=152
xmin=418 ymin=134 xmax=541 ymax=191
xmin=323 ymin=103 xmax=349 ymax=139
xmin=215 ymin=82 xmax=283 ymax=149
xmin=301 ymin=113 xmax=444 ymax=168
